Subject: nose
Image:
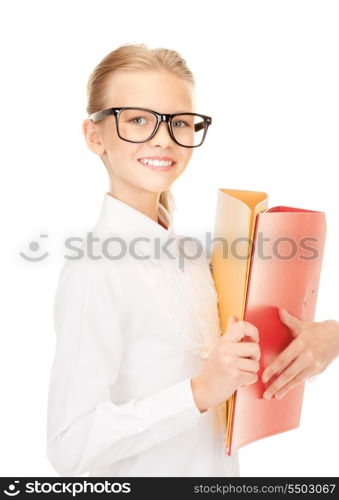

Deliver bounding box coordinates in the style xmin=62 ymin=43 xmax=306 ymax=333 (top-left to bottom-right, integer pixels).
xmin=148 ymin=120 xmax=174 ymax=148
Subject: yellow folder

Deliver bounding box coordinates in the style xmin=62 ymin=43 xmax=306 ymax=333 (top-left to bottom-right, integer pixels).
xmin=210 ymin=188 xmax=268 ymax=449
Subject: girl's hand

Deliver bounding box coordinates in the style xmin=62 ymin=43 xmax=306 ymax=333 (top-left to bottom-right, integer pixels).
xmin=191 ymin=315 xmax=261 ymax=412
xmin=261 ymin=308 xmax=339 ymax=400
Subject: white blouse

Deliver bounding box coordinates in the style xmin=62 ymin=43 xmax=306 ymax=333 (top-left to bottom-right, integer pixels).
xmin=46 ymin=192 xmax=240 ymax=477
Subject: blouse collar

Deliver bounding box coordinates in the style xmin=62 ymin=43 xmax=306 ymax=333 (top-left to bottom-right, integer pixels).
xmin=96 ymin=192 xmax=177 ymax=260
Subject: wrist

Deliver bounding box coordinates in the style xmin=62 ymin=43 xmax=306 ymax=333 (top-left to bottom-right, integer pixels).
xmin=190 ymin=377 xmax=208 ymax=413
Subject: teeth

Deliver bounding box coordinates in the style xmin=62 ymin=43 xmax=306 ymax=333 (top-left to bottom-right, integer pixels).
xmin=139 ymin=158 xmax=173 ymax=167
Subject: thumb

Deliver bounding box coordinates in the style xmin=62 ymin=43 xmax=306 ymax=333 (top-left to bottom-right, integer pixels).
xmin=224 ymin=314 xmax=239 ymax=334
xmin=279 ymin=308 xmax=303 ymax=337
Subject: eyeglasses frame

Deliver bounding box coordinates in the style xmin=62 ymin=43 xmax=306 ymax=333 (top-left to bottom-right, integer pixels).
xmin=89 ymin=106 xmax=212 ymax=148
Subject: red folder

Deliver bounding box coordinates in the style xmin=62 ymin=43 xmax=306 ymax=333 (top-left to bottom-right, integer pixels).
xmin=210 ymin=189 xmax=326 ymax=455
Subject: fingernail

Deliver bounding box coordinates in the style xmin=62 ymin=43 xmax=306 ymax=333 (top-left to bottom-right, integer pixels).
xmin=276 ymin=392 xmax=284 ymax=399
xmin=262 ymin=375 xmax=268 ymax=383
xmin=263 ymin=392 xmax=271 ymax=400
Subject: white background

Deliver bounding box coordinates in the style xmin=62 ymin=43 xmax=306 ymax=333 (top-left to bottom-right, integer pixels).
xmin=0 ymin=0 xmax=338 ymax=477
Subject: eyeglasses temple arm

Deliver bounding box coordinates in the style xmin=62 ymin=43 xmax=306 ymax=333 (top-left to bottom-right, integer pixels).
xmin=194 ymin=118 xmax=212 ymax=132
xmin=89 ymin=109 xmax=114 ymax=122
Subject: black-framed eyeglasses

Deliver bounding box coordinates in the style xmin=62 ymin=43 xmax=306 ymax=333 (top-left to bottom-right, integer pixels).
xmin=89 ymin=107 xmax=212 ymax=148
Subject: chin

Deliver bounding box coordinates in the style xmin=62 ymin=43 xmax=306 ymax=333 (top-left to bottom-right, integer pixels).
xmin=131 ymin=169 xmax=181 ymax=193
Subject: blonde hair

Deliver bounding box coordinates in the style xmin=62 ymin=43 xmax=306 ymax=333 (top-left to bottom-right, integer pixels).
xmin=86 ymin=43 xmax=195 ymax=215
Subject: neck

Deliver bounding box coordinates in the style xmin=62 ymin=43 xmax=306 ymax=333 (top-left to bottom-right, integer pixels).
xmin=107 ymin=180 xmax=161 ymax=224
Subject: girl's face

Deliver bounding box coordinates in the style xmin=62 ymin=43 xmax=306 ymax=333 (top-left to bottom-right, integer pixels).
xmin=83 ymin=70 xmax=195 ymax=200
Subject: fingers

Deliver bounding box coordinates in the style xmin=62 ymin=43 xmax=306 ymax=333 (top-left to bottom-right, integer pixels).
xmin=225 ymin=319 xmax=259 ymax=344
xmin=261 ymin=338 xmax=302 ymax=383
xmin=262 ymin=351 xmax=310 ymax=399
xmin=241 ymin=371 xmax=259 ymax=387
xmin=235 ymin=357 xmax=260 ymax=374
xmin=265 ymin=365 xmax=313 ymax=400
xmin=232 ymin=341 xmax=261 ymax=361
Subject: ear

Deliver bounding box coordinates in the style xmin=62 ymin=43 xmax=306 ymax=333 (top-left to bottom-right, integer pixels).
xmin=82 ymin=119 xmax=106 ymax=155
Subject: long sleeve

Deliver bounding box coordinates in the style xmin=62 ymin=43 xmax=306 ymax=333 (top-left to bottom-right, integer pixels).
xmin=46 ymin=259 xmax=204 ymax=477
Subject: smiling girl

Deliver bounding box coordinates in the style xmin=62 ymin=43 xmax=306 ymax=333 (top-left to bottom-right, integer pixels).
xmin=46 ymin=43 xmax=265 ymax=477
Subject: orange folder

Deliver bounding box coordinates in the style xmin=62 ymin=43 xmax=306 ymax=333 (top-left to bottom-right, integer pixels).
xmin=210 ymin=188 xmax=326 ymax=455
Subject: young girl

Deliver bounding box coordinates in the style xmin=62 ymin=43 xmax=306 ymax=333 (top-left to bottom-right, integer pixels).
xmin=46 ymin=43 xmax=266 ymax=477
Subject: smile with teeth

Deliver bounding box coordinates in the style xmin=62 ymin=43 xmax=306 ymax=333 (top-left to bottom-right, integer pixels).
xmin=139 ymin=158 xmax=174 ymax=167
